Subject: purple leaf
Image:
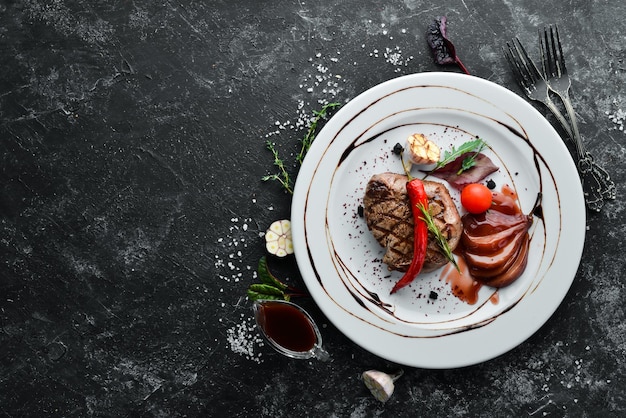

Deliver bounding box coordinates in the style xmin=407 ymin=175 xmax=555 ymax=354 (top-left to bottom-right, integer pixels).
xmin=428 ymin=153 xmax=498 ymax=190
xmin=426 ymin=16 xmax=470 ymax=74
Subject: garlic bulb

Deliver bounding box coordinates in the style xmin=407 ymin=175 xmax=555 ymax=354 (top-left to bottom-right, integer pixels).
xmin=265 ymin=220 xmax=294 ymax=257
xmin=362 ymin=369 xmax=404 ymax=403
xmin=406 ymin=133 xmax=440 ymax=166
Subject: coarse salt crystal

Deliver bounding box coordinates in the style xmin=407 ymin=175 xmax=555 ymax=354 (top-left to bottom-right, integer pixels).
xmin=226 ymin=318 xmax=264 ymax=363
xmin=606 ymin=101 xmax=625 ymax=132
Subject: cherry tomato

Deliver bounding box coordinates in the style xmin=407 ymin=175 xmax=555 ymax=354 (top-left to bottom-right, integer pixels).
xmin=461 ymin=183 xmax=493 ymax=214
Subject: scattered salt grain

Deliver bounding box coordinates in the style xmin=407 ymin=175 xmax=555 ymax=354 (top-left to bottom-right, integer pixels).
xmin=383 ymin=46 xmax=413 ymax=73
xmin=262 ymin=46 xmax=352 ymax=140
xmin=215 ymin=217 xmax=254 ymax=284
xmin=226 ymin=317 xmax=265 ymax=363
xmin=606 ymin=101 xmax=625 ymax=132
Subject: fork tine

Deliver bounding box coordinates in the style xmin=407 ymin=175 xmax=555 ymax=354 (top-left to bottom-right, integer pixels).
xmin=504 ymin=42 xmax=521 ymax=78
xmin=539 ymin=28 xmax=549 ymax=76
xmin=553 ymin=25 xmax=568 ymax=75
xmin=540 ymin=27 xmax=552 ymax=77
xmin=512 ymin=37 xmax=543 ymax=82
xmin=504 ymin=41 xmax=530 ymax=90
xmin=549 ymin=25 xmax=562 ymax=77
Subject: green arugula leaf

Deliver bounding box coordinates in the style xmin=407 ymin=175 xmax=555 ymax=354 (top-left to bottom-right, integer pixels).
xmin=435 ymin=138 xmax=486 ymax=170
xmin=457 ymin=140 xmax=486 ymax=175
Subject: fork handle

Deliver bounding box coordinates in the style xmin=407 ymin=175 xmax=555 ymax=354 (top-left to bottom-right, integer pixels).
xmin=560 ymin=93 xmax=586 ymax=157
xmin=544 ymin=98 xmax=573 ymax=139
xmin=578 ymin=152 xmax=617 ymax=212
xmin=556 ymin=92 xmax=617 ymax=210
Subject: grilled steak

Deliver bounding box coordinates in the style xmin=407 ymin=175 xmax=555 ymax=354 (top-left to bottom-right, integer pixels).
xmin=363 ymin=172 xmax=462 ymax=272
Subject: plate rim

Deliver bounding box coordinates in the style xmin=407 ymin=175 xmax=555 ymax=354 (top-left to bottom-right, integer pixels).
xmin=291 ymin=72 xmax=586 ymax=368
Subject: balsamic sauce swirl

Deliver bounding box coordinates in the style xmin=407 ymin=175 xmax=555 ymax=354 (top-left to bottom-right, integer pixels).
xmin=302 ymin=83 xmax=561 ymax=339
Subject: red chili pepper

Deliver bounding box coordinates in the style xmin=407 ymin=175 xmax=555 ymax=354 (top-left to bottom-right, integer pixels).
xmin=390 ymin=178 xmax=429 ymax=294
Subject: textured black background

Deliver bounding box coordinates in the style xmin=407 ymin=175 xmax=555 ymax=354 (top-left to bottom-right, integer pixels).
xmin=1 ymin=1 xmax=625 ymax=416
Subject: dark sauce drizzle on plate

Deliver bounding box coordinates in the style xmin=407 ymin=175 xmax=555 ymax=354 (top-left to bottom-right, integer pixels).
xmin=303 ymin=84 xmax=561 ymax=338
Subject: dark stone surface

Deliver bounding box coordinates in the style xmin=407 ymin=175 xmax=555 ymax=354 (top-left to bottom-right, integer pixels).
xmin=1 ymin=1 xmax=625 ymax=416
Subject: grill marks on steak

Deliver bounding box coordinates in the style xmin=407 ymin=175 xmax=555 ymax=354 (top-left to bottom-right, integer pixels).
xmin=363 ymin=174 xmax=414 ymax=271
xmin=363 ymin=172 xmax=462 ymax=273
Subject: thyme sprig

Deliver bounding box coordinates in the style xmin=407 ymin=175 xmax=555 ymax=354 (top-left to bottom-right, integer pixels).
xmin=296 ymin=102 xmax=342 ymax=165
xmin=417 ymin=203 xmax=460 ymax=272
xmin=262 ymin=141 xmax=293 ymax=194
xmin=262 ymin=102 xmax=341 ymax=194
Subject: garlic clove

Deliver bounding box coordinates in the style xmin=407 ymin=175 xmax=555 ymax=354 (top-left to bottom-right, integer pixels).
xmin=362 ymin=369 xmax=404 ymax=403
xmin=265 ymin=220 xmax=294 ymax=257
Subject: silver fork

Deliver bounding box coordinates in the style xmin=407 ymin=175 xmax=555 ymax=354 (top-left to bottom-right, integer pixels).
xmin=503 ymin=38 xmax=573 ymax=138
xmin=503 ymin=38 xmax=605 ymax=211
xmin=539 ymin=25 xmax=616 ymax=210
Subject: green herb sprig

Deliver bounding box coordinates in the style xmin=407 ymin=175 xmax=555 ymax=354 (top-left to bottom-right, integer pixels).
xmin=456 ymin=139 xmax=487 ymax=175
xmin=417 ymin=203 xmax=460 ymax=272
xmin=247 ymin=256 xmax=308 ymax=301
xmin=430 ymin=138 xmax=487 ymax=175
xmin=296 ymin=102 xmax=341 ymax=165
xmin=262 ymin=141 xmax=293 ymax=194
xmin=262 ymin=102 xmax=341 ymax=194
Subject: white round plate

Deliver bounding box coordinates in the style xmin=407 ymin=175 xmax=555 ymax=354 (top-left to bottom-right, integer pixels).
xmin=291 ymin=72 xmax=585 ymax=369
